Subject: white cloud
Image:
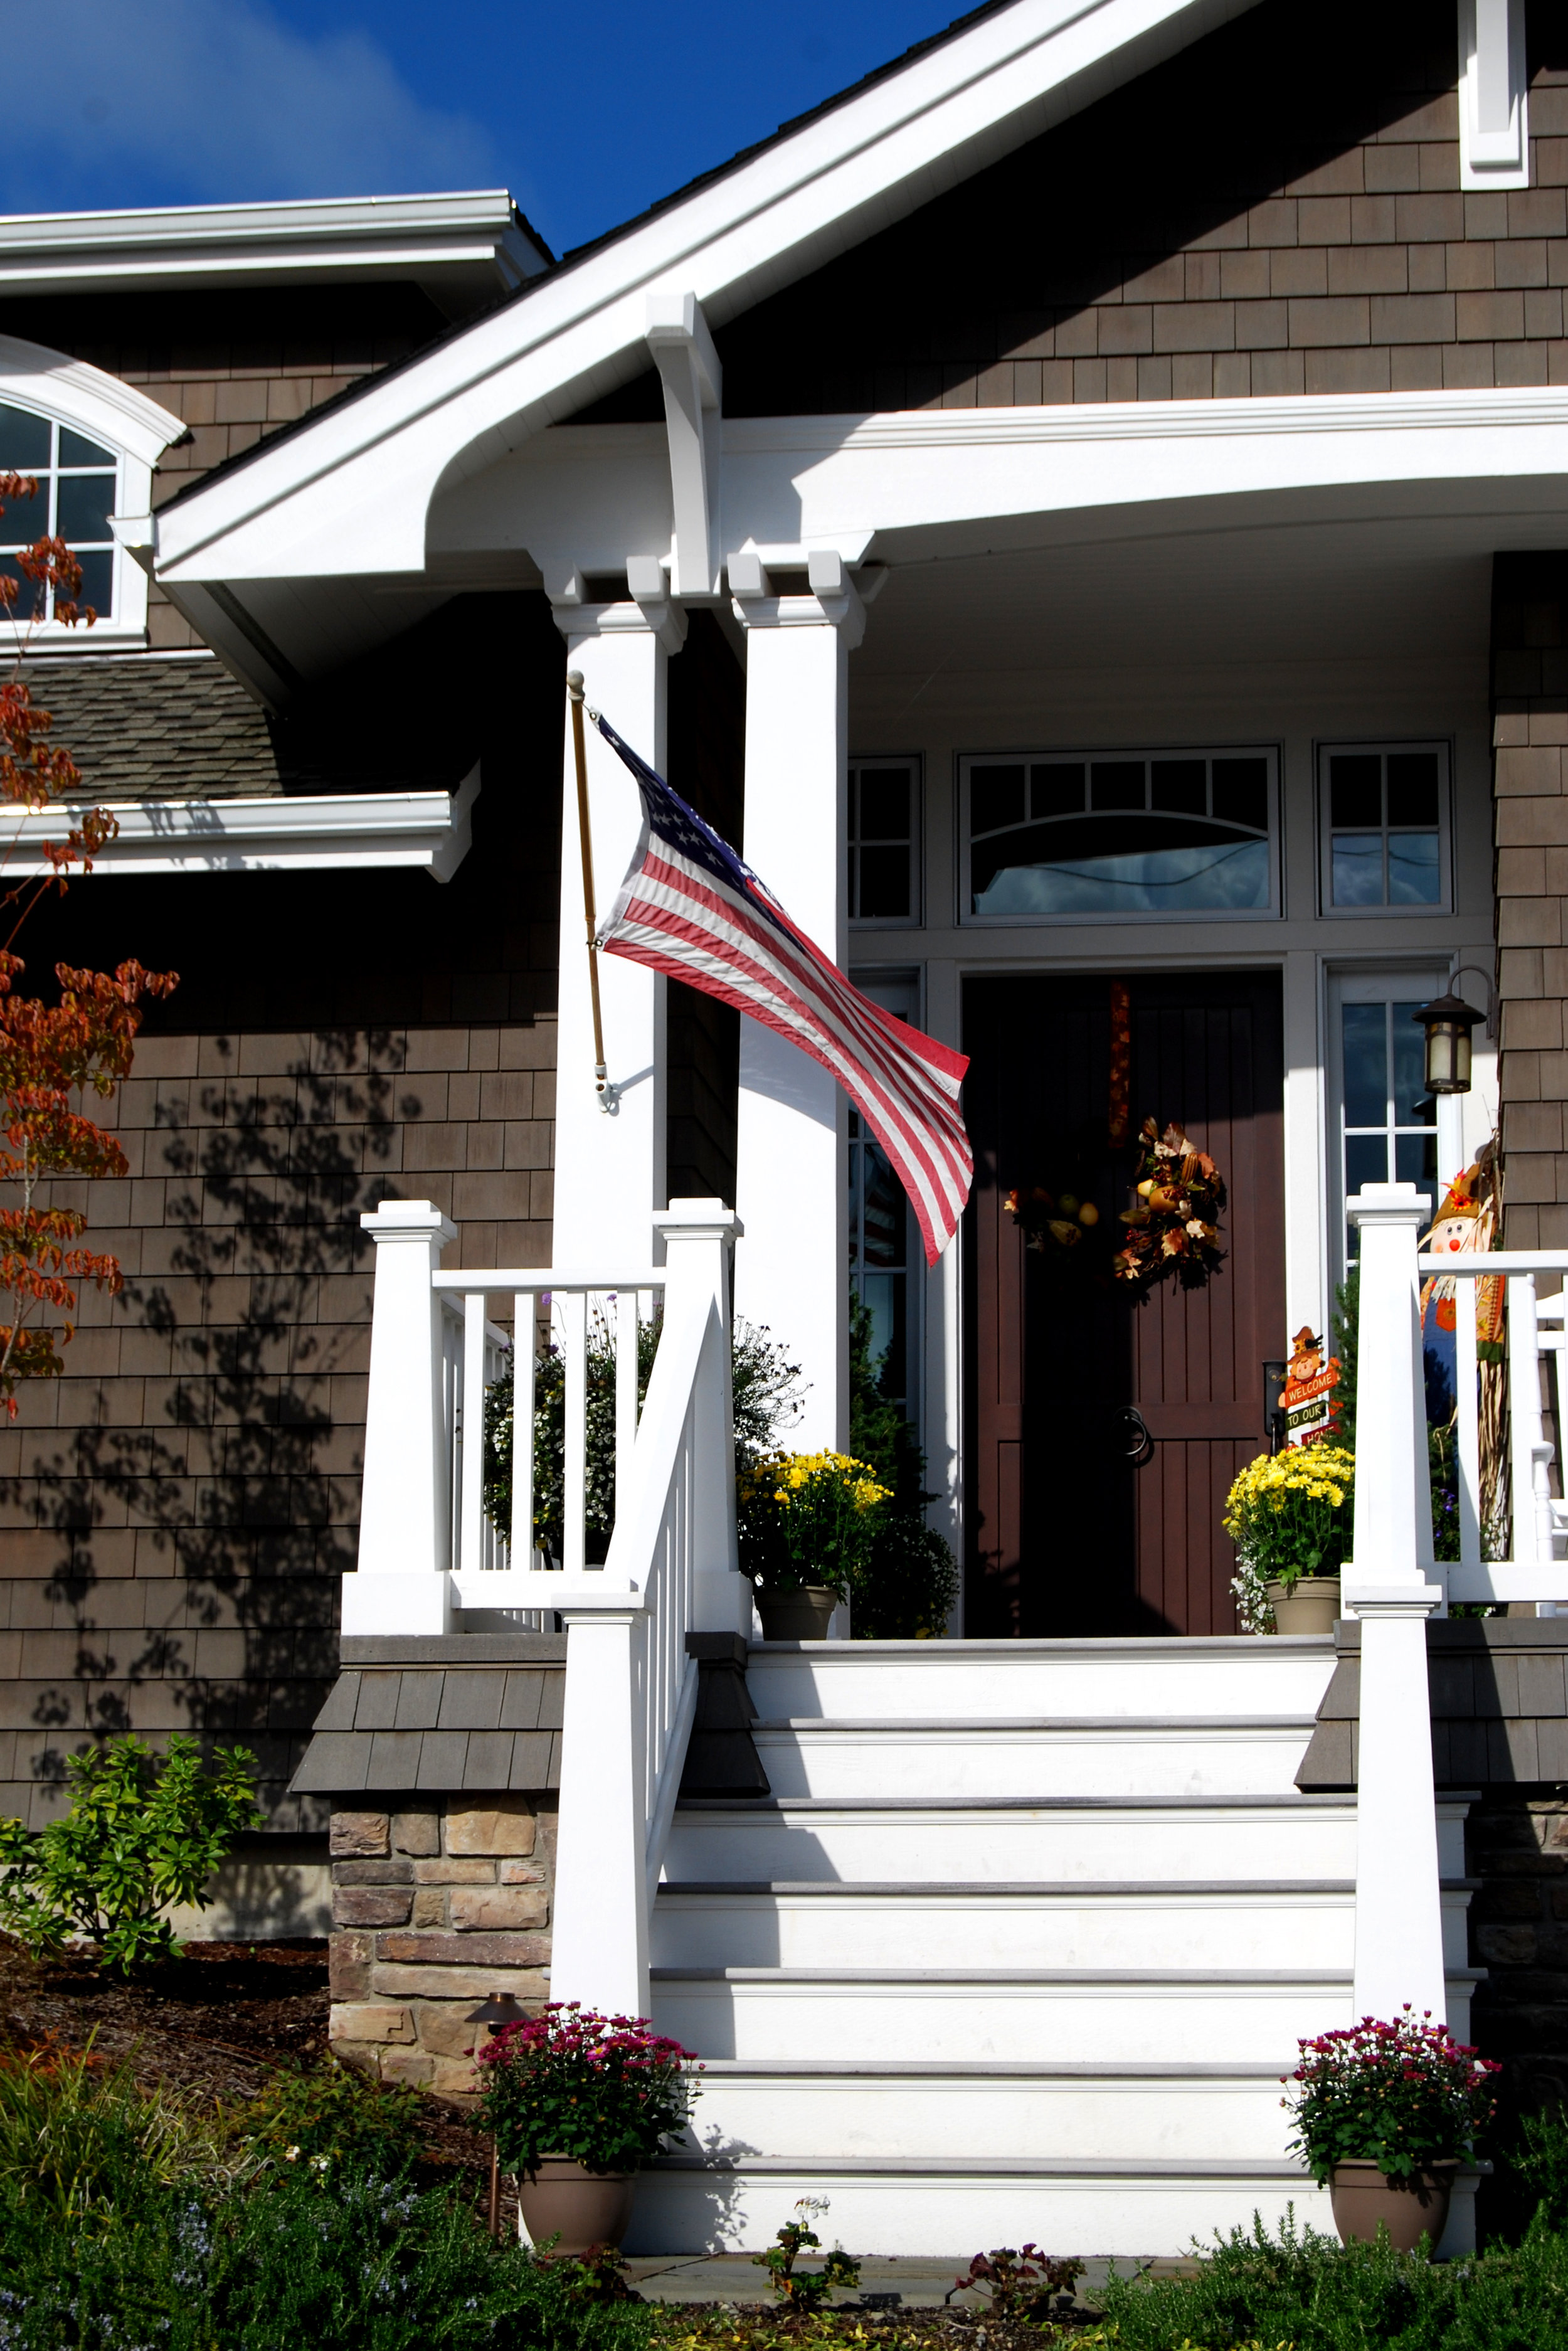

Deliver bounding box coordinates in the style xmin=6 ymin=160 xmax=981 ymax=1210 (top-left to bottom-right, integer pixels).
xmin=0 ymin=0 xmax=501 ymax=209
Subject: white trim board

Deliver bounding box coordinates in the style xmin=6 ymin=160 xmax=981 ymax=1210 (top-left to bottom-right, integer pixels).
xmin=151 ymin=0 xmax=1254 ymax=587
xmin=0 ymin=765 xmax=479 ymax=881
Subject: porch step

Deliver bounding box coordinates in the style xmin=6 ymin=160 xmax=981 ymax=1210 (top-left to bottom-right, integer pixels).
xmin=749 ymin=1716 xmax=1321 ymax=1799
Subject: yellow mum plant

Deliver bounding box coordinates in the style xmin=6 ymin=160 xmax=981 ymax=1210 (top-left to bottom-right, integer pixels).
xmin=736 ymin=1449 xmax=891 ymax=1600
xmin=1224 ymin=1443 xmax=1355 ymax=1624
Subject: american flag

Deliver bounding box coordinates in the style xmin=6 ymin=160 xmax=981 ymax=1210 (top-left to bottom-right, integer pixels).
xmin=593 ymin=713 xmax=972 ymax=1263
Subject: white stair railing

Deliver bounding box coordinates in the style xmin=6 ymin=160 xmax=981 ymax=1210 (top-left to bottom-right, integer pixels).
xmin=1348 ymin=1182 xmax=1568 ymax=2025
xmin=342 ymin=1196 xmax=749 ymax=2019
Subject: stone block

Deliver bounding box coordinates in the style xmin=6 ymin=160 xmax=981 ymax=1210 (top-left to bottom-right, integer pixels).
xmin=376 ymin=1931 xmax=550 ymax=1968
xmin=429 ymin=2055 xmax=480 ymax=2098
xmin=449 ymin=1886 xmax=549 ymax=1933
xmin=378 ymin=2049 xmax=435 ymax=2088
xmin=413 ymin=1858 xmax=495 ymax=1884
xmin=1478 ymin=1923 xmax=1540 ymax=1965
xmin=332 ymin=1859 xmax=414 ymax=1887
xmin=412 ymin=1888 xmax=447 ymax=1928
xmin=331 ymin=1810 xmax=390 ymax=1857
xmin=332 ymin=2040 xmax=378 ymax=2078
xmin=416 ymin=2004 xmax=485 ymax=2057
xmin=393 ymin=1811 xmax=441 ymax=1857
xmin=334 ymin=1886 xmax=414 ymax=1929
xmin=446 ymin=1800 xmax=536 ymax=1857
xmin=371 ymin=1963 xmax=548 ymax=2001
xmin=329 ymin=2002 xmax=415 ymax=2046
xmin=499 ymin=1861 xmax=548 ymax=1885
xmin=329 ymin=1931 xmax=373 ymax=2000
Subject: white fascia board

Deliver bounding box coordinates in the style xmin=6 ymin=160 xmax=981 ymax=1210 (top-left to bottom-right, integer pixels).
xmin=151 ymin=0 xmax=1249 ymax=588
xmin=0 ymin=765 xmax=479 ymax=882
xmin=0 ymin=193 xmax=548 ymax=297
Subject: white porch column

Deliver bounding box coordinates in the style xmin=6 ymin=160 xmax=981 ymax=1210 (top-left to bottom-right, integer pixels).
xmin=1344 ymin=1181 xmax=1447 ymax=2024
xmin=731 ymin=556 xmax=864 ymax=1450
xmin=551 ymin=592 xmax=686 ymax=1265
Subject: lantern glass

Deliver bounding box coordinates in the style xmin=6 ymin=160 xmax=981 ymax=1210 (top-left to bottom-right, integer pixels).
xmin=1422 ymin=1015 xmax=1471 ymax=1095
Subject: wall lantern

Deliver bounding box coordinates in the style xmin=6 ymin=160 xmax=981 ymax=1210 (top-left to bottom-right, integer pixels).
xmin=1412 ymin=968 xmax=1495 ymax=1096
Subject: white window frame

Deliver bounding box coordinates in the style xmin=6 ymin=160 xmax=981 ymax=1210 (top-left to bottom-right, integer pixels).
xmin=1316 ymin=738 xmax=1454 ymax=919
xmin=957 ymin=741 xmax=1281 ymax=927
xmin=848 ymin=752 xmax=923 ymax=929
xmin=0 ymin=336 xmax=184 ymax=650
xmin=1325 ymin=962 xmax=1463 ymax=1297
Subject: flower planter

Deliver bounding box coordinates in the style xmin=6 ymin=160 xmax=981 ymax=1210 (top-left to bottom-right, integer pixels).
xmin=1330 ymin=2158 xmax=1457 ymax=2254
xmin=517 ymin=2158 xmax=635 ymax=2253
xmin=756 ymin=1583 xmax=839 ymax=1640
xmin=1266 ymin=1574 xmax=1340 ymax=1633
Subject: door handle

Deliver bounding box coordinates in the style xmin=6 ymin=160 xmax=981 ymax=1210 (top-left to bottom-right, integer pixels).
xmin=1119 ymin=1405 xmax=1155 ymax=1465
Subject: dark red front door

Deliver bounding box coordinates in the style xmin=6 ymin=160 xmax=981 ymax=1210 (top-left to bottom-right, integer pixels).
xmin=964 ymin=970 xmax=1285 ymax=1636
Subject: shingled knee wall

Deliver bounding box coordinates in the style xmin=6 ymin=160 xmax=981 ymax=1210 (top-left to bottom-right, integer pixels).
xmin=327 ymin=1795 xmax=555 ymax=2096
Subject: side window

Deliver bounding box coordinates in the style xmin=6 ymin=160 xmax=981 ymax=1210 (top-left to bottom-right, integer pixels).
xmin=1319 ymin=741 xmax=1450 ymax=913
xmin=848 ymin=968 xmax=922 ymax=1425
xmin=1328 ymin=970 xmax=1452 ymax=1285
xmin=849 ymin=758 xmax=919 ymax=925
xmin=0 ymin=403 xmax=118 ymax=622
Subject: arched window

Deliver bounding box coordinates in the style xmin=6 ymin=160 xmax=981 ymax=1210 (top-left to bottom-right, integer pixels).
xmin=0 ymin=337 xmax=184 ymax=646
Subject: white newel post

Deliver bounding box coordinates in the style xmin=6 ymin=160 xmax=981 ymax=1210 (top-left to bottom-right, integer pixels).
xmin=343 ymin=1199 xmax=458 ymax=1636
xmin=731 ymin=556 xmax=864 ymax=1450
xmin=549 ymin=1601 xmax=650 ymax=2019
xmin=1344 ymin=1182 xmax=1447 ymax=2024
xmin=656 ymin=1199 xmax=750 ymax=1637
xmin=551 ymin=593 xmax=686 ymax=1266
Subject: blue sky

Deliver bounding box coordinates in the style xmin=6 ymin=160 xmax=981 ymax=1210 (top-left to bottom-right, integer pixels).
xmin=9 ymin=1 xmax=965 ymax=253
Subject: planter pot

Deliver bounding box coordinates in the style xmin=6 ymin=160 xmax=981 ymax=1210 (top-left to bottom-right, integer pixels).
xmin=517 ymin=2158 xmax=634 ymax=2253
xmin=756 ymin=1583 xmax=839 ymax=1640
xmin=1330 ymin=2160 xmax=1457 ymax=2254
xmin=1266 ymin=1574 xmax=1341 ymax=1633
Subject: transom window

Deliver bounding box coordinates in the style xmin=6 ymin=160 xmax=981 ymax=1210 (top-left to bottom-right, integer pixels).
xmin=849 ymin=758 xmax=919 ymax=925
xmin=0 ymin=403 xmax=116 ymax=620
xmin=960 ymin=745 xmax=1276 ymax=921
xmin=1319 ymin=741 xmax=1450 ymax=913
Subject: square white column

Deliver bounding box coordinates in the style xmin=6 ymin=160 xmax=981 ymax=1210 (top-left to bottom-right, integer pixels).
xmin=551 ymin=599 xmax=684 ymax=1265
xmin=731 ymin=575 xmax=862 ymax=1450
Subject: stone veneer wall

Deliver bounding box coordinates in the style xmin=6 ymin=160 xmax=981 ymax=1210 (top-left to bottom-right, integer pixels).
xmin=327 ymin=1795 xmax=554 ymax=2096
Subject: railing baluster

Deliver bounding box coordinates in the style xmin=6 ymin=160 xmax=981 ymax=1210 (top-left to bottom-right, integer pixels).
xmin=512 ymin=1292 xmax=536 ymax=1573
xmin=1454 ymin=1278 xmax=1481 ymax=1577
xmin=559 ymin=1288 xmax=588 ymax=1577
xmin=1508 ymin=1271 xmax=1545 ymax=1572
xmin=458 ymin=1292 xmax=487 ymax=1576
xmin=616 ymin=1289 xmax=640 ymax=1527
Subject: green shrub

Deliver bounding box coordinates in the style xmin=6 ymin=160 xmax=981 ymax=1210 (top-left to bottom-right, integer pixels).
xmin=0 ymin=2037 xmax=235 ymax=2222
xmin=0 ymin=1734 xmax=261 ymax=1973
xmin=233 ymin=2056 xmax=425 ymax=2179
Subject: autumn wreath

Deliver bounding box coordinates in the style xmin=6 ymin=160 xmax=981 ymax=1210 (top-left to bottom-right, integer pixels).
xmin=1112 ymin=1117 xmax=1226 ymax=1290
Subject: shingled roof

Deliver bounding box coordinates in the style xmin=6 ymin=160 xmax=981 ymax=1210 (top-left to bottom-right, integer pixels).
xmin=290 ymin=1634 xmax=566 ymax=1796
xmin=26 ymin=654 xmax=278 ymax=799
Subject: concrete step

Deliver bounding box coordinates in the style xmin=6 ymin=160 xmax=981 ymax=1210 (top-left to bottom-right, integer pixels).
xmin=744 ymin=1636 xmax=1337 ymax=1727
xmin=651 ymin=1878 xmax=1478 ymax=1973
xmin=651 ymin=1964 xmax=1483 ymax=2062
xmin=749 ymin=1717 xmax=1320 ymax=1800
xmin=624 ymin=2157 xmax=1480 ymax=2261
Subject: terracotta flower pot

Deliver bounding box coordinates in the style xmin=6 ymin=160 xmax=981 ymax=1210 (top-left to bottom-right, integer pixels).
xmin=517 ymin=2157 xmax=635 ymax=2253
xmin=756 ymin=1583 xmax=839 ymax=1640
xmin=1330 ymin=2159 xmax=1457 ymax=2253
xmin=1266 ymin=1574 xmax=1341 ymax=1633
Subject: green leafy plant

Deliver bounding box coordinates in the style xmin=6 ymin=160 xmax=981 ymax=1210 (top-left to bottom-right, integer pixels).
xmin=235 ymin=2056 xmax=424 ymax=2179
xmin=474 ymin=2002 xmax=699 ymax=2180
xmin=751 ymin=2200 xmax=861 ymax=2308
xmin=0 ymin=1733 xmax=261 ymax=1973
xmin=950 ymin=2244 xmax=1085 ymax=2321
xmin=1284 ymin=2005 xmax=1500 ymax=2184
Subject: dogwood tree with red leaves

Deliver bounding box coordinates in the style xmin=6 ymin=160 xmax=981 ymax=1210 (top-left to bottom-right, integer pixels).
xmin=0 ymin=474 xmax=177 ymax=1412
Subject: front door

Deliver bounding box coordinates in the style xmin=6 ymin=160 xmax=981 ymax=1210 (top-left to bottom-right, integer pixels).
xmin=964 ymin=970 xmax=1285 ymax=1635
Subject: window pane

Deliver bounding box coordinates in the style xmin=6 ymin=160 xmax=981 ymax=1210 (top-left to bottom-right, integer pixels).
xmin=856 ymin=844 xmax=910 ymax=919
xmin=1387 ymin=831 xmax=1441 ymax=905
xmin=1392 ymin=1005 xmax=1436 ymax=1126
xmin=861 ymin=1140 xmax=904 ymax=1267
xmin=857 ymin=768 xmax=910 ymax=841
xmin=1211 ymin=756 xmax=1269 ymax=831
xmin=1346 ymin=1132 xmax=1390 ymax=1194
xmin=56 ymin=474 xmax=115 ymax=542
xmin=1089 ymin=760 xmax=1144 ymax=811
xmin=58 ymin=427 xmax=115 ymax=468
xmin=1387 ymin=751 xmax=1439 ymax=827
xmin=1342 ymin=1002 xmax=1388 ymax=1128
xmin=974 ymin=832 xmax=1269 ymax=915
xmin=1332 ymin=833 xmax=1384 ymax=905
xmin=72 ymin=548 xmax=113 ymax=614
xmin=1150 ymin=758 xmax=1205 ymax=815
xmin=0 ymin=405 xmax=49 ymax=470
xmin=0 ymin=480 xmax=44 ymax=544
xmin=1331 ymin=753 xmax=1382 ymax=827
xmin=1030 ymin=762 xmax=1084 ymax=819
xmin=859 ymin=1270 xmax=904 ymax=1400
xmin=1395 ymin=1132 xmax=1439 ymax=1189
xmin=970 ymin=764 xmax=1025 ymax=835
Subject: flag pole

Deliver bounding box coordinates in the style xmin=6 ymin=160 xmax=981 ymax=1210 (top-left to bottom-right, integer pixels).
xmin=566 ymin=670 xmax=609 ymax=1103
